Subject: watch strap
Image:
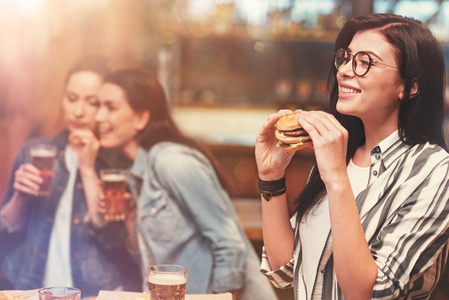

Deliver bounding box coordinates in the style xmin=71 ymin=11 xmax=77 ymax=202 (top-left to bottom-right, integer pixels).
xmin=258 ymin=176 xmax=286 ymax=201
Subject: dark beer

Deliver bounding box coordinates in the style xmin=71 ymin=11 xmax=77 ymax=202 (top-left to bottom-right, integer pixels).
xmin=30 ymin=145 xmax=56 ymax=196
xmin=100 ymin=170 xmax=127 ymax=221
xmin=149 ymin=274 xmax=187 ymax=300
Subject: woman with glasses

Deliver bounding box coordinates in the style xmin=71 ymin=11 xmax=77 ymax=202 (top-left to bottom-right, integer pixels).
xmin=256 ymin=14 xmax=449 ymax=299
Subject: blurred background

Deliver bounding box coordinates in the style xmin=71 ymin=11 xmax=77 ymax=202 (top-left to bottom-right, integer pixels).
xmin=1 ymin=0 xmax=449 ymax=299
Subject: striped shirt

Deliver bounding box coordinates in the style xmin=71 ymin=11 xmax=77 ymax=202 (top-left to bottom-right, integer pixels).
xmin=261 ymin=137 xmax=449 ymax=299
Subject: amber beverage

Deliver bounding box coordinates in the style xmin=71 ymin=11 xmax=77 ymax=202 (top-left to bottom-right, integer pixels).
xmin=100 ymin=169 xmax=128 ymax=221
xmin=148 ymin=265 xmax=187 ymax=300
xmin=30 ymin=144 xmax=57 ymax=196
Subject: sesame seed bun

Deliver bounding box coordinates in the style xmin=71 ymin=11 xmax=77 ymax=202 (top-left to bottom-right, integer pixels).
xmin=275 ymin=113 xmax=312 ymax=151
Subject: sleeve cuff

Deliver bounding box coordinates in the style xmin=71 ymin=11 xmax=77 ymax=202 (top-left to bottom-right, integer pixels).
xmin=211 ymin=267 xmax=245 ymax=293
xmin=260 ymin=246 xmax=295 ymax=289
xmin=83 ymin=213 xmax=107 ymax=229
xmin=0 ymin=208 xmax=25 ymax=233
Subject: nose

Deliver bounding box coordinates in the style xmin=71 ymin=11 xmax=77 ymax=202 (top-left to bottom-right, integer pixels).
xmin=95 ymin=105 xmax=106 ymax=122
xmin=74 ymin=100 xmax=85 ymax=117
xmin=337 ymin=57 xmax=355 ymax=78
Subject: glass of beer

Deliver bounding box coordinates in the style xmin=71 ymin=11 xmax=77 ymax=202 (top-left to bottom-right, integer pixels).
xmin=37 ymin=286 xmax=81 ymax=300
xmin=30 ymin=144 xmax=57 ymax=196
xmin=100 ymin=169 xmax=128 ymax=221
xmin=148 ymin=264 xmax=187 ymax=300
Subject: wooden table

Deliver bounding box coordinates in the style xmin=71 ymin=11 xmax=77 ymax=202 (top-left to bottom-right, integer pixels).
xmin=96 ymin=290 xmax=231 ymax=299
xmin=0 ymin=290 xmax=231 ymax=300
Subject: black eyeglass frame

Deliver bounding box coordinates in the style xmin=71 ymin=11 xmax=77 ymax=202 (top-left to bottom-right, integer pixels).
xmin=334 ymin=48 xmax=399 ymax=77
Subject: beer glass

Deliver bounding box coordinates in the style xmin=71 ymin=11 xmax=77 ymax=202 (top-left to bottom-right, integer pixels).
xmin=30 ymin=144 xmax=57 ymax=196
xmin=148 ymin=264 xmax=187 ymax=300
xmin=38 ymin=287 xmax=81 ymax=300
xmin=100 ymin=169 xmax=128 ymax=221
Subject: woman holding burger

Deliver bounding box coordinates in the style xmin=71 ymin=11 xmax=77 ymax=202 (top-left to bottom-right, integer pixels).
xmin=257 ymin=14 xmax=449 ymax=299
xmin=92 ymin=68 xmax=277 ymax=300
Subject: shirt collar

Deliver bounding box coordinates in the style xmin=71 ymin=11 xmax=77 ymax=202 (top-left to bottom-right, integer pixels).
xmin=129 ymin=147 xmax=147 ymax=179
xmin=369 ymin=130 xmax=413 ymax=176
xmin=376 ymin=130 xmax=400 ymax=154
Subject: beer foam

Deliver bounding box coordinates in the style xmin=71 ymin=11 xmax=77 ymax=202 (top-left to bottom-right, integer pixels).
xmin=149 ymin=273 xmax=186 ymax=285
xmin=101 ymin=173 xmax=127 ymax=182
xmin=30 ymin=148 xmax=56 ymax=157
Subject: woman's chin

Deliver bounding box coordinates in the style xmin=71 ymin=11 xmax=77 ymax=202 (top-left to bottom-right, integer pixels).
xmin=99 ymin=139 xmax=119 ymax=149
xmin=336 ymin=101 xmax=356 ymax=116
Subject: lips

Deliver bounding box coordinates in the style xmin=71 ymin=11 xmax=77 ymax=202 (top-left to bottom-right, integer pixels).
xmin=97 ymin=127 xmax=111 ymax=139
xmin=70 ymin=121 xmax=86 ymax=128
xmin=341 ymin=86 xmax=361 ymax=93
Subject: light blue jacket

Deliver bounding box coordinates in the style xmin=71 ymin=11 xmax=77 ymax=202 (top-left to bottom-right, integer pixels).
xmin=128 ymin=142 xmax=277 ymax=300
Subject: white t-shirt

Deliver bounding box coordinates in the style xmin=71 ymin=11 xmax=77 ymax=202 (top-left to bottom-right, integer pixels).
xmin=300 ymin=160 xmax=370 ymax=299
xmin=43 ymin=146 xmax=78 ymax=286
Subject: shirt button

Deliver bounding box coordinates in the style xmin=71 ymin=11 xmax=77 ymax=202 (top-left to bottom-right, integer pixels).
xmin=73 ymin=217 xmax=80 ymax=224
xmin=76 ymin=182 xmax=83 ymax=190
xmin=375 ymin=154 xmax=381 ymax=160
xmin=74 ymin=253 xmax=81 ymax=259
xmin=373 ymin=170 xmax=378 ymax=176
xmin=151 ymin=208 xmax=157 ymax=214
xmin=38 ymin=252 xmax=47 ymax=258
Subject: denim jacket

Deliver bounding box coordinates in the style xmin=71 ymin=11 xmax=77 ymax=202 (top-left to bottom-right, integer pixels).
xmin=128 ymin=142 xmax=277 ymax=300
xmin=0 ymin=130 xmax=139 ymax=297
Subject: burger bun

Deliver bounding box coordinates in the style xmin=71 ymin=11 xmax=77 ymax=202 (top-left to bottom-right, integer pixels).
xmin=275 ymin=112 xmax=312 ymax=152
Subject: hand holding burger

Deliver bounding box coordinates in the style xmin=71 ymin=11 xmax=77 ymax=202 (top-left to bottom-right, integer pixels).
xmin=275 ymin=112 xmax=312 ymax=151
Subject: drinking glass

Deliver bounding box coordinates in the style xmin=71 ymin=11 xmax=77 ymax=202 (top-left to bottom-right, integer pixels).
xmin=30 ymin=144 xmax=57 ymax=196
xmin=148 ymin=264 xmax=187 ymax=300
xmin=100 ymin=169 xmax=128 ymax=221
xmin=37 ymin=287 xmax=81 ymax=300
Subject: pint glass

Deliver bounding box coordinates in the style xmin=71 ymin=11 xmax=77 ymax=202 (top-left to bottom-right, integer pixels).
xmin=100 ymin=169 xmax=128 ymax=221
xmin=38 ymin=286 xmax=81 ymax=300
xmin=30 ymin=144 xmax=57 ymax=196
xmin=148 ymin=264 xmax=187 ymax=300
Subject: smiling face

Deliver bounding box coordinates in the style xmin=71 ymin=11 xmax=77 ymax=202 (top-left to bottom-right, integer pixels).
xmin=62 ymin=71 xmax=103 ymax=132
xmin=336 ymin=29 xmax=405 ymax=128
xmin=96 ymin=82 xmax=149 ymax=158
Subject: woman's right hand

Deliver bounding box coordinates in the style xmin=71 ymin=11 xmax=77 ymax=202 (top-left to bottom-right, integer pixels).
xmin=13 ymin=163 xmax=43 ymax=196
xmin=255 ymin=110 xmax=298 ymax=181
xmin=68 ymin=129 xmax=100 ymax=172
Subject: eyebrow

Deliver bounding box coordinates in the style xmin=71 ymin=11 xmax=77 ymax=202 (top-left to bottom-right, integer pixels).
xmin=102 ymin=99 xmax=117 ymax=106
xmin=347 ymin=47 xmax=385 ymax=62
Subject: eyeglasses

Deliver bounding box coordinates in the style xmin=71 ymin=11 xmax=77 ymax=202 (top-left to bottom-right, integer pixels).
xmin=334 ymin=48 xmax=399 ymax=77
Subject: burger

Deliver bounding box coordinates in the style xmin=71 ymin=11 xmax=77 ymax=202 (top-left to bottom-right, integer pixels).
xmin=275 ymin=113 xmax=312 ymax=151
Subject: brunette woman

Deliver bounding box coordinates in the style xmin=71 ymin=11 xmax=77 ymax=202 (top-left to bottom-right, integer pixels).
xmin=94 ymin=68 xmax=277 ymax=300
xmin=257 ymin=14 xmax=449 ymax=299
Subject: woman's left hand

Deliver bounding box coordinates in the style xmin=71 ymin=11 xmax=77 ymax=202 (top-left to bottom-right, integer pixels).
xmin=69 ymin=129 xmax=100 ymax=171
xmin=298 ymin=111 xmax=348 ymax=188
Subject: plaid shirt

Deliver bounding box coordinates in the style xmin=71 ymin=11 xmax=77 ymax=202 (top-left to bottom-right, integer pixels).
xmin=261 ymin=138 xmax=449 ymax=300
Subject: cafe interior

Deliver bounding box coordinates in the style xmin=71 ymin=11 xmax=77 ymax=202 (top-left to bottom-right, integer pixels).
xmin=1 ymin=0 xmax=449 ymax=299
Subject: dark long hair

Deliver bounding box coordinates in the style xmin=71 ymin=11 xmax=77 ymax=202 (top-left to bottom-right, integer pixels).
xmin=103 ymin=68 xmax=233 ymax=194
xmin=65 ymin=55 xmax=113 ymax=83
xmin=296 ymin=13 xmax=447 ymax=221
